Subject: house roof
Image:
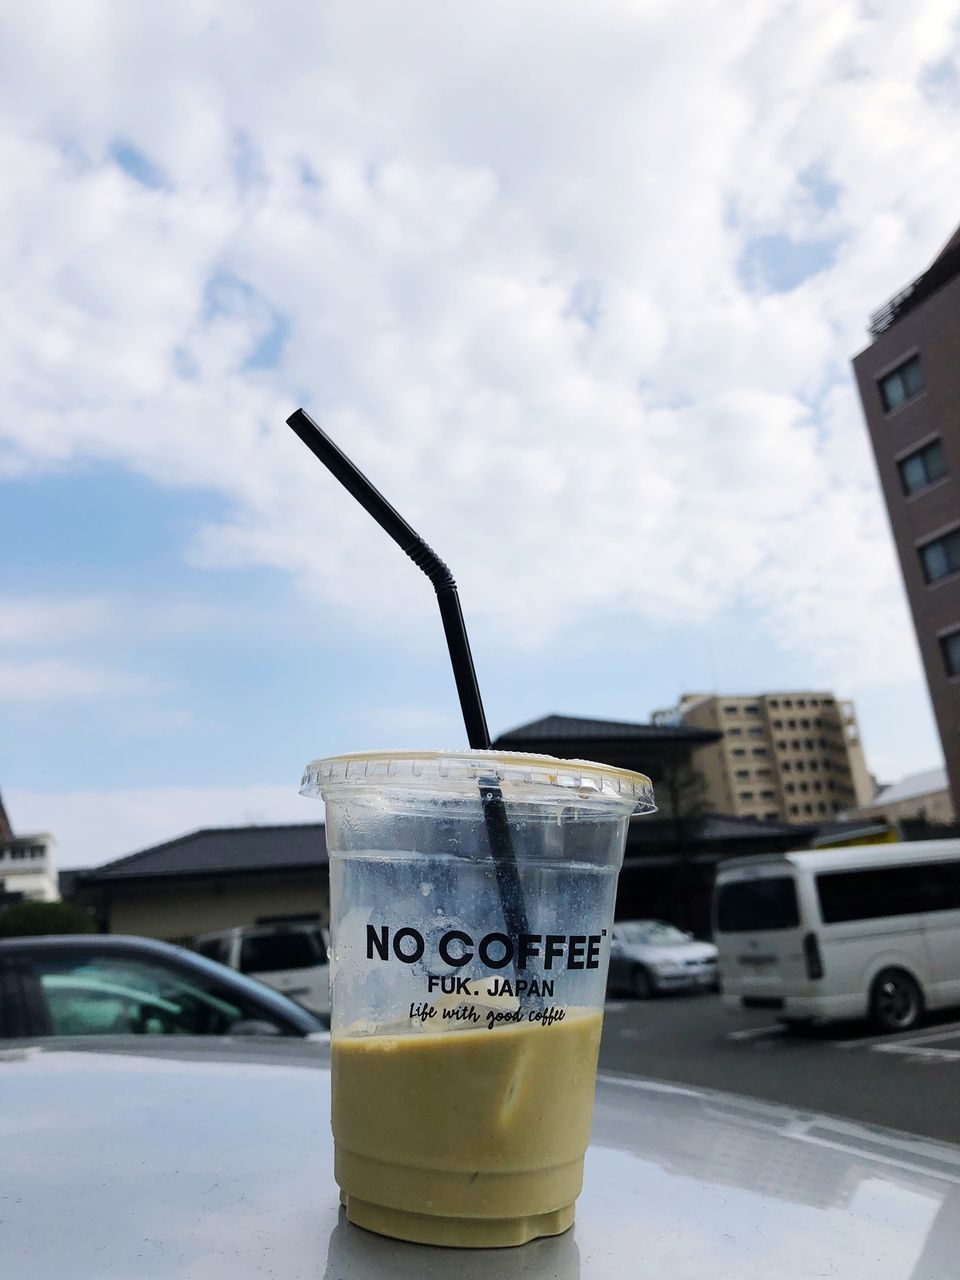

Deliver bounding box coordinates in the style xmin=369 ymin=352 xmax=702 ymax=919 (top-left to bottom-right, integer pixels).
xmin=0 ymin=791 xmax=12 ymax=843
xmin=494 ymin=713 xmax=718 ymax=745
xmin=57 ymin=869 xmax=85 ymax=898
xmin=868 ymin=766 xmax=949 ymax=809
xmin=810 ymin=820 xmax=892 ymax=849
xmin=627 ymin=812 xmax=815 ymax=849
xmin=75 ymin=823 xmax=327 ymax=885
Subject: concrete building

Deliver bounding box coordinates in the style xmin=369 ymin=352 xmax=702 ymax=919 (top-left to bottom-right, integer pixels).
xmin=662 ymin=693 xmax=874 ymax=825
xmin=842 ymin=766 xmax=956 ymax=829
xmin=852 ymin=222 xmax=960 ymax=817
xmin=0 ymin=791 xmax=59 ymax=905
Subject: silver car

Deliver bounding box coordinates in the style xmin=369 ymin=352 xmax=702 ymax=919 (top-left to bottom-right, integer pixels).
xmin=1 ymin=1034 xmax=957 ymax=1278
xmin=608 ymin=919 xmax=719 ymax=998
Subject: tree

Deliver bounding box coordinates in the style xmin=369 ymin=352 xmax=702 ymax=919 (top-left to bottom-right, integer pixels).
xmin=0 ymin=899 xmax=95 ymax=939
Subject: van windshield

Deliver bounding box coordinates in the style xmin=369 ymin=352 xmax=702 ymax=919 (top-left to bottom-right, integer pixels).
xmin=716 ymin=876 xmax=800 ymax=932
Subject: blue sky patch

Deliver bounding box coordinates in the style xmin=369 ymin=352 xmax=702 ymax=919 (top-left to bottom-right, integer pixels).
xmin=738 ymin=232 xmax=838 ymax=293
xmin=110 ymin=139 xmax=168 ymax=190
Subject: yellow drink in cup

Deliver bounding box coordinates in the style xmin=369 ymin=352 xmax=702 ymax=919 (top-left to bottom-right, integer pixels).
xmin=302 ymin=750 xmax=654 ymax=1248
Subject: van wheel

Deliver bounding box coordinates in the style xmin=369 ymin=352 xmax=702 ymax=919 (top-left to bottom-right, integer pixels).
xmin=633 ymin=966 xmax=655 ymax=1000
xmin=870 ymin=969 xmax=923 ymax=1033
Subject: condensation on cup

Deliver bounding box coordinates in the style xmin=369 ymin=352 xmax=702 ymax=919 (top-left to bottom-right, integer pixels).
xmin=301 ymin=749 xmax=656 ymax=1249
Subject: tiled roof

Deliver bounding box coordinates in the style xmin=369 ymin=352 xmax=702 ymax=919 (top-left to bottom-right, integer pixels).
xmin=494 ymin=714 xmax=718 ymax=744
xmin=77 ymin=823 xmax=327 ymax=884
xmin=627 ymin=812 xmax=814 ymax=846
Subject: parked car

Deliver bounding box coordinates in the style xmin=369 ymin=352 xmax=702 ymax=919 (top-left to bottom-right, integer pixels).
xmin=607 ymin=920 xmax=718 ymax=998
xmin=0 ymin=1033 xmax=956 ymax=1278
xmin=714 ymin=839 xmax=960 ymax=1032
xmin=0 ymin=935 xmax=326 ymax=1039
xmin=192 ymin=922 xmax=330 ymax=1018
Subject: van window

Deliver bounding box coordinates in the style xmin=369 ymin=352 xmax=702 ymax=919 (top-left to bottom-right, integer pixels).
xmin=194 ymin=938 xmax=226 ymax=964
xmin=240 ymin=932 xmax=320 ymax=974
xmin=816 ymin=862 xmax=960 ymax=923
xmin=716 ymin=877 xmax=800 ymax=932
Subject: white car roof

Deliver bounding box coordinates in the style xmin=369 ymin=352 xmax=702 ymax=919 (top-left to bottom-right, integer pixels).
xmin=1 ymin=1039 xmax=957 ymax=1278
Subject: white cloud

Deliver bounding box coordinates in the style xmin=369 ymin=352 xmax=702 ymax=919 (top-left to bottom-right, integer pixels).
xmin=0 ymin=0 xmax=957 ymax=704
xmin=0 ymin=658 xmax=148 ymax=702
xmin=0 ymin=596 xmax=111 ymax=646
xmin=5 ymin=784 xmax=316 ymax=868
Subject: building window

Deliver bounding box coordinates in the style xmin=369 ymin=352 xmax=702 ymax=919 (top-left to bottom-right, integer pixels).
xmin=736 ymin=769 xmax=750 ymax=779
xmin=795 ymin=762 xmax=805 ymax=773
xmin=745 ymin=705 xmax=760 ymax=715
xmin=786 ymin=718 xmax=797 ymax=729
xmin=776 ymin=740 xmax=786 ymax=750
xmin=785 ymin=783 xmax=795 ymax=794
xmin=752 ymin=747 xmax=767 ymax=757
xmin=832 ymin=801 xmax=841 ymax=813
xmin=728 ymin=727 xmax=743 ymax=736
xmin=809 ymin=761 xmax=819 ymax=772
xmin=919 ymin=528 xmax=960 ymax=583
xmin=739 ymin=791 xmax=754 ymax=801
xmin=769 ymin=699 xmax=780 ymax=708
xmin=900 ymin=439 xmax=948 ymax=495
xmin=755 ymin=767 xmax=772 ymax=778
xmin=732 ymin=747 xmax=746 ymax=757
xmin=760 ymin=790 xmax=776 ymax=800
xmin=879 ymin=354 xmax=925 ymax=412
xmin=790 ymin=804 xmax=800 ymax=815
xmin=791 ymin=739 xmax=801 ymax=750
xmin=800 ymin=718 xmax=810 ymax=729
xmin=765 ymin=810 xmax=779 ymax=820
xmin=723 ymin=705 xmax=739 ymax=715
xmin=748 ymin=727 xmax=764 ymax=737
xmin=804 ymin=738 xmax=815 ymax=750
xmin=804 ymin=803 xmax=814 ymax=814
xmin=799 ymin=782 xmax=810 ymax=794
xmin=941 ymin=630 xmax=960 ymax=678
xmin=772 ymin=719 xmax=783 ymax=728
xmin=818 ymin=803 xmax=828 ymax=814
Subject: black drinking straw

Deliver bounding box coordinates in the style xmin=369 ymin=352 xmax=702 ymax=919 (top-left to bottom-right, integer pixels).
xmin=286 ymin=408 xmax=530 ymax=947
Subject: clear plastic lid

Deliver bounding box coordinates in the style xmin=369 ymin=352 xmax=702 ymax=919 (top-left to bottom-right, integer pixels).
xmin=300 ymin=749 xmax=656 ymax=815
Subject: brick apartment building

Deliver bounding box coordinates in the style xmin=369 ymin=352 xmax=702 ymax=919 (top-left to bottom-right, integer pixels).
xmin=852 ymin=222 xmax=960 ymax=815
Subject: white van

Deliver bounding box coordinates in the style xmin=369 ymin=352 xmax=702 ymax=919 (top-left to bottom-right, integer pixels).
xmin=714 ymin=840 xmax=960 ymax=1032
xmin=193 ymin=924 xmax=330 ymax=1020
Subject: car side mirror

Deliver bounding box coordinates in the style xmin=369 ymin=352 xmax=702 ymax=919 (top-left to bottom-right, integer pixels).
xmin=229 ymin=1019 xmax=282 ymax=1037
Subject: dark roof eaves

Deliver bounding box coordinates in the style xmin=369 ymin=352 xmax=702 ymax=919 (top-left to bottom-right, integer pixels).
xmin=78 ymin=858 xmax=329 ymax=886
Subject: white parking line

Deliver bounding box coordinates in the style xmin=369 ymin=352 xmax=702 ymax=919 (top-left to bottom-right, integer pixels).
xmin=726 ymin=1024 xmax=786 ymax=1042
xmin=833 ymin=1020 xmax=960 ymax=1050
xmin=873 ymin=1044 xmax=960 ymax=1062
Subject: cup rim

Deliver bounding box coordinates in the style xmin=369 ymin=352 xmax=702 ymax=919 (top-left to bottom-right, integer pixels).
xmin=299 ymin=748 xmax=656 ymax=815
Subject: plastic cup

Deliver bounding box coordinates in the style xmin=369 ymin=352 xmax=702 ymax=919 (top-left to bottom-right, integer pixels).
xmin=300 ymin=749 xmax=655 ymax=1249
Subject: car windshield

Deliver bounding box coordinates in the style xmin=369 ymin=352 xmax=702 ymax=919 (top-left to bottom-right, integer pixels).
xmin=619 ymin=922 xmax=691 ymax=946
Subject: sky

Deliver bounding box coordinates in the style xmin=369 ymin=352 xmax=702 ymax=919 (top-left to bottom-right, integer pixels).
xmin=2 ymin=1 xmax=960 ymax=869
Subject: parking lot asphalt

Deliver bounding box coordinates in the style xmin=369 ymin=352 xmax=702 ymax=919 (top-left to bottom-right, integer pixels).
xmin=598 ymin=992 xmax=960 ymax=1145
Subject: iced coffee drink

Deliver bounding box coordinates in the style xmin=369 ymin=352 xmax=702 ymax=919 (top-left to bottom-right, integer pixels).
xmin=301 ymin=750 xmax=654 ymax=1248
